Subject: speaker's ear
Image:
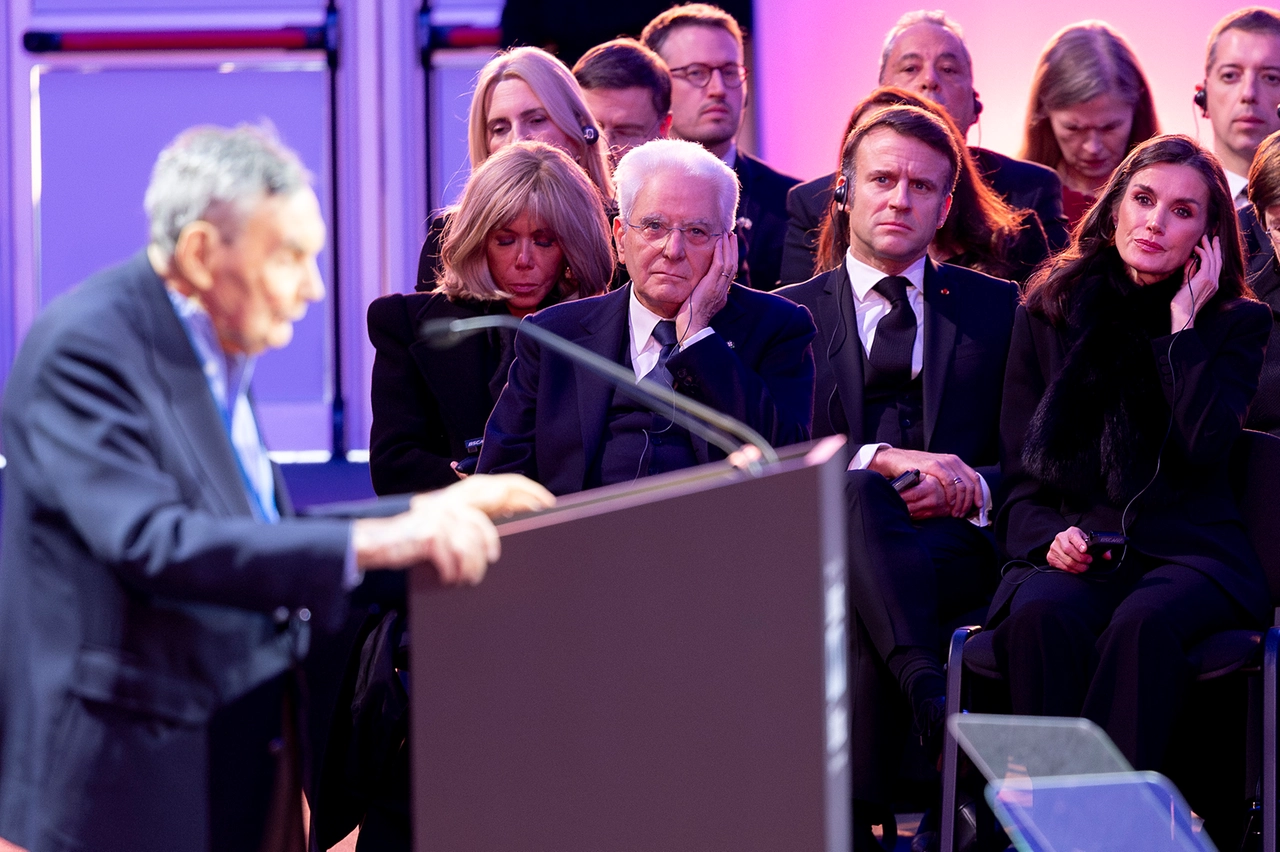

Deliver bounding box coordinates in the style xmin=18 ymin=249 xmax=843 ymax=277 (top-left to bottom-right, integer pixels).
xmin=833 ymin=181 xmax=847 ymax=207
xmin=1193 ymin=85 xmax=1208 ymax=117
xmin=972 ymin=90 xmax=983 ymax=117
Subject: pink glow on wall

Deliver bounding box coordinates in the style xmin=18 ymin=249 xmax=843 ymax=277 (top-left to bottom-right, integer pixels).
xmin=753 ymin=0 xmax=1251 ymax=182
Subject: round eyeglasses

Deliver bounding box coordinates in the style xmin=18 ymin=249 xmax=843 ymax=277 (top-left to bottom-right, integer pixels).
xmin=668 ymin=62 xmax=747 ymax=89
xmin=625 ymin=220 xmax=724 ymax=247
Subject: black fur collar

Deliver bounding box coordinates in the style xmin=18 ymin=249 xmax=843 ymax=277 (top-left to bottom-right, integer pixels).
xmin=1022 ymin=250 xmax=1180 ymax=505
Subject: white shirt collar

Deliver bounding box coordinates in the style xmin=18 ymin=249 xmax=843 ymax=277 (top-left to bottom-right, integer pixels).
xmin=1226 ymin=169 xmax=1249 ymax=207
xmin=628 ymin=284 xmax=669 ymax=357
xmin=843 ymin=250 xmax=927 ymax=301
xmin=165 ymin=286 xmax=254 ymax=410
xmin=720 ymin=142 xmax=739 ymax=170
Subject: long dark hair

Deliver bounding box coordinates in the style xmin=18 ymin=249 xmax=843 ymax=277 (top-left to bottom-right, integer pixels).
xmin=1024 ymin=134 xmax=1251 ymax=324
xmin=816 ymin=87 xmax=1035 ymax=279
xmin=1021 ymin=22 xmax=1158 ymax=172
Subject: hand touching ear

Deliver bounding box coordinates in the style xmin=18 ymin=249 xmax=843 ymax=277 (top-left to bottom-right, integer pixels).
xmin=1171 ymin=234 xmax=1220 ymax=332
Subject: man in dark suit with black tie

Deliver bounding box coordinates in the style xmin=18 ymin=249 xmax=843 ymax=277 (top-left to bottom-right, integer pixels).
xmin=777 ymin=105 xmax=1018 ymax=850
xmin=478 ymin=137 xmax=815 ymax=494
xmin=0 ymin=125 xmax=552 ymax=852
xmin=641 ymin=3 xmax=799 ymax=292
xmin=779 ymin=9 xmax=1069 ymax=286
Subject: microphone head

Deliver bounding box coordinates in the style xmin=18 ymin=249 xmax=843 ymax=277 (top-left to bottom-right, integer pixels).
xmin=418 ymin=318 xmax=466 ymax=349
xmin=419 ymin=313 xmax=520 ymax=348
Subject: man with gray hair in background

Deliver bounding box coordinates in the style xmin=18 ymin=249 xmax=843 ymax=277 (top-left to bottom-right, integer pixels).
xmin=780 ymin=8 xmax=1069 ymax=285
xmin=479 ymin=137 xmax=816 ymax=493
xmin=0 ymin=124 xmax=552 ymax=852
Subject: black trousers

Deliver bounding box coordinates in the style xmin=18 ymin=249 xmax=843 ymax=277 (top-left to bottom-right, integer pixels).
xmin=988 ymin=558 xmax=1245 ymax=770
xmin=844 ymin=469 xmax=998 ymax=805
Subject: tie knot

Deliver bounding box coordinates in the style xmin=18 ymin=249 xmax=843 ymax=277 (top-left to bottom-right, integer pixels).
xmin=874 ymin=276 xmax=911 ymax=306
xmin=652 ymin=320 xmax=678 ymax=348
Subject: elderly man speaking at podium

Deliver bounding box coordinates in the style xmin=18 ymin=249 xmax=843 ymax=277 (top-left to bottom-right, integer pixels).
xmin=0 ymin=124 xmax=551 ymax=852
xmin=478 ymin=138 xmax=816 ymax=494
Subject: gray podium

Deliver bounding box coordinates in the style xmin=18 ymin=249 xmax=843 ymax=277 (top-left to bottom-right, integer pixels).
xmin=409 ymin=436 xmax=850 ymax=851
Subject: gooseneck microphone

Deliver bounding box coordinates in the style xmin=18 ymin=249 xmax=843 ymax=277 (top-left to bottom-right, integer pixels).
xmin=420 ymin=314 xmax=779 ymax=473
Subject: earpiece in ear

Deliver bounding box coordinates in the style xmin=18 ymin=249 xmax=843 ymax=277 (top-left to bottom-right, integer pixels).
xmin=833 ymin=175 xmax=849 ymax=210
xmin=972 ymin=90 xmax=983 ymax=118
xmin=582 ymin=126 xmax=600 ymax=144
xmin=1193 ymin=85 xmax=1208 ymax=117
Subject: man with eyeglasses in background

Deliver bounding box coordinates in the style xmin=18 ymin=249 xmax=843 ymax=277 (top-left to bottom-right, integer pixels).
xmin=641 ymin=3 xmax=799 ymax=291
xmin=478 ymin=138 xmax=815 ymax=495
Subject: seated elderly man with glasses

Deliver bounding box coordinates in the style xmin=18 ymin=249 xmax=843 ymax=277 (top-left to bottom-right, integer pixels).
xmin=640 ymin=2 xmax=800 ymax=291
xmin=478 ymin=138 xmax=816 ymax=495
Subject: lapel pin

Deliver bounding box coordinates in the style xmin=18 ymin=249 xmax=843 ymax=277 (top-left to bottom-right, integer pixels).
xmin=726 ymin=340 xmax=736 ymax=349
xmin=939 ymin=288 xmax=950 ymax=295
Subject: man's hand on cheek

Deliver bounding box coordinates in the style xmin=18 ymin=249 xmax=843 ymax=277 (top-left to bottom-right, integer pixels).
xmin=677 ymin=231 xmax=737 ymax=339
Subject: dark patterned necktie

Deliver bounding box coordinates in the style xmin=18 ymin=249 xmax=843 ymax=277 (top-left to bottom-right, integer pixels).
xmin=868 ymin=275 xmax=916 ymax=384
xmin=648 ymin=320 xmax=678 ymax=386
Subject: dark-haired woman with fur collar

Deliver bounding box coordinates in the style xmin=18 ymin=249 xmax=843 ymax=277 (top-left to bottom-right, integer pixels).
xmin=987 ymin=137 xmax=1270 ymax=795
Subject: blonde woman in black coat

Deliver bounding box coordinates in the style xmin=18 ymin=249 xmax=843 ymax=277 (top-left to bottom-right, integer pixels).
xmin=368 ymin=141 xmax=612 ymax=495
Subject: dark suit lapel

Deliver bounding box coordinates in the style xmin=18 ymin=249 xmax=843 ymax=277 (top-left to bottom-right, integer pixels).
xmin=822 ymin=265 xmax=866 ymax=440
xmin=680 ymin=287 xmax=754 ymax=464
xmin=574 ymin=288 xmax=631 ymax=478
xmin=136 ymin=261 xmax=255 ymax=517
xmin=921 ymin=259 xmax=958 ymax=450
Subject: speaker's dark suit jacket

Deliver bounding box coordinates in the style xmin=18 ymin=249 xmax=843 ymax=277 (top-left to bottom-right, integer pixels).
xmin=778 ymin=148 xmax=1068 ymax=286
xmin=735 ymin=150 xmax=800 ymax=292
xmin=476 ymin=283 xmax=816 ymax=494
xmin=368 ymin=292 xmax=516 ymax=494
xmin=0 ymin=253 xmax=407 ymax=852
xmin=777 ymin=258 xmax=1017 ymax=805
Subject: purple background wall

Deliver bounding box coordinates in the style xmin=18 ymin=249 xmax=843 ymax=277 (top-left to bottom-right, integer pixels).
xmin=35 ymin=65 xmax=333 ymax=448
xmin=754 ymin=2 xmax=1248 ymax=183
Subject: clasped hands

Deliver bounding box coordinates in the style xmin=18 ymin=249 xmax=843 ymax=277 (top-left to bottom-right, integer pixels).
xmin=870 ymin=446 xmax=984 ymax=520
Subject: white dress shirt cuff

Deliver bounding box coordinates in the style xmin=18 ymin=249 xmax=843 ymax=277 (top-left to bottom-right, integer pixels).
xmin=681 ymin=326 xmax=716 ymax=349
xmin=848 ymin=443 xmax=890 ymax=471
xmin=970 ymin=475 xmax=993 ymax=528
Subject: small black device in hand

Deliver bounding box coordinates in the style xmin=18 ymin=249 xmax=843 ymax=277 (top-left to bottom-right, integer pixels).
xmin=890 ymin=469 xmax=921 ymax=492
xmin=1084 ymin=530 xmax=1127 ymax=559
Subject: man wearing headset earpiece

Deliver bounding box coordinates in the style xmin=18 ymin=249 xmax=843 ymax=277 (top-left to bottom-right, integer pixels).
xmin=779 ymin=10 xmax=1069 ymax=288
xmin=1199 ymin=8 xmax=1280 ymax=213
xmin=777 ymin=105 xmax=1018 ymax=851
xmin=641 ymin=4 xmax=799 ymax=292
xmin=573 ymin=38 xmax=674 ymax=166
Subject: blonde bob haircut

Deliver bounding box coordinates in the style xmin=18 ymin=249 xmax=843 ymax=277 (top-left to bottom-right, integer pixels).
xmin=468 ymin=46 xmax=614 ymax=200
xmin=435 ymin=141 xmax=613 ymax=304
